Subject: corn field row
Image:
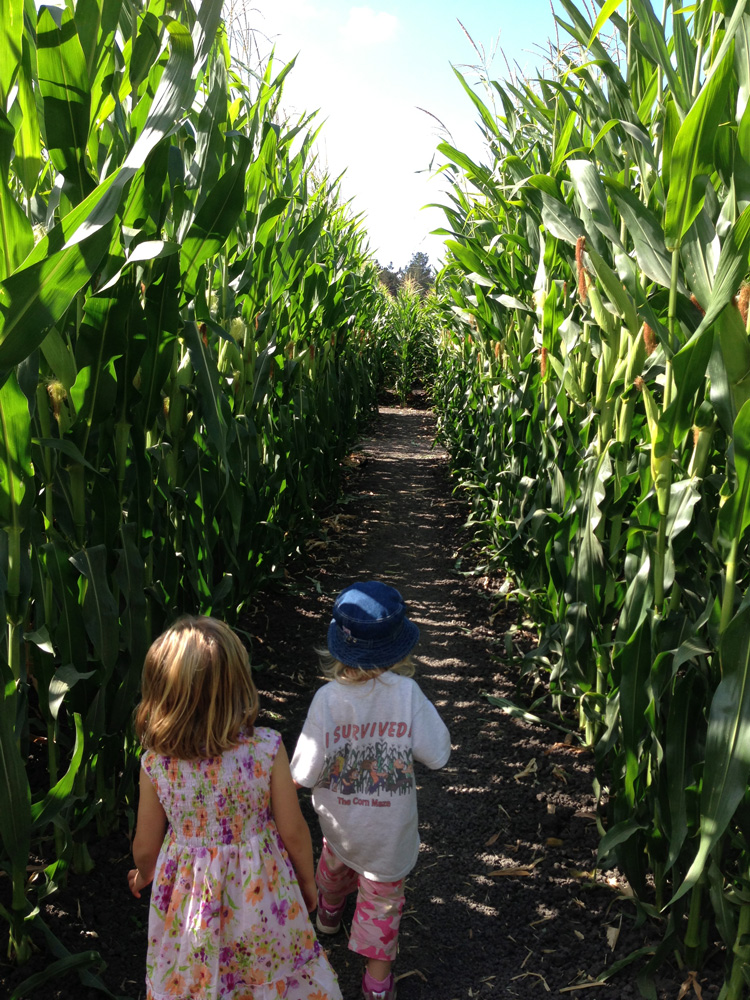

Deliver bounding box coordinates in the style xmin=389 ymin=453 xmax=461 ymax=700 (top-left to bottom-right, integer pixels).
xmin=431 ymin=1 xmax=750 ymax=996
xmin=0 ymin=0 xmax=389 ymax=983
xmin=5 ymin=0 xmax=750 ymax=997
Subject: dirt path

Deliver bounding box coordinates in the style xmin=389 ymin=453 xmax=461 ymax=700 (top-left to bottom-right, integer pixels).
xmin=2 ymin=407 xmax=722 ymax=1000
xmin=248 ymin=407 xmax=721 ymax=1000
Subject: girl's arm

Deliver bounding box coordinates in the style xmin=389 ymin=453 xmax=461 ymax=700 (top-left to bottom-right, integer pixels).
xmin=271 ymin=741 xmax=317 ymax=912
xmin=128 ymin=768 xmax=167 ymax=899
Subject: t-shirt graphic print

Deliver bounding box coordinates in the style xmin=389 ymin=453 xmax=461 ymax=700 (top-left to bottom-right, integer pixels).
xmin=291 ymin=672 xmax=451 ymax=881
xmin=319 ymin=731 xmax=415 ymax=803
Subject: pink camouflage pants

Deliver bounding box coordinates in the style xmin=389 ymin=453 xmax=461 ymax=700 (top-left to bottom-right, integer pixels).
xmin=316 ymin=840 xmax=405 ymax=960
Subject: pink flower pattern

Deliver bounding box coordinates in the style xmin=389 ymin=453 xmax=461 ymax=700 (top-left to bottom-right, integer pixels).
xmin=142 ymin=728 xmax=340 ymax=1000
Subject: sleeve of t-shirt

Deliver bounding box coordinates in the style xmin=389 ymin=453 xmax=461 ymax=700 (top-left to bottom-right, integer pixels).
xmin=411 ymin=688 xmax=451 ymax=769
xmin=290 ymin=692 xmax=327 ymax=788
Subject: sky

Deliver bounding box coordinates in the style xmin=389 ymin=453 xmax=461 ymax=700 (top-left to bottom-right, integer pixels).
xmin=230 ymin=1 xmax=566 ymax=271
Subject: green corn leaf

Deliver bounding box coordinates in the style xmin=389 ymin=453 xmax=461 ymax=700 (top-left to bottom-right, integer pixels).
xmin=98 ymin=239 xmax=179 ymax=294
xmin=681 ymin=208 xmax=720 ymax=310
xmin=528 ymin=182 xmax=585 ymax=245
xmin=139 ymin=255 xmax=180 ymax=431
xmin=557 ymin=0 xmax=624 ymax=73
xmin=191 ymin=0 xmax=226 ymax=72
xmin=569 ymin=449 xmax=610 ymax=617
xmin=112 ymin=523 xmax=148 ymax=669
xmin=666 ymin=478 xmax=701 ymax=539
xmin=551 ymin=109 xmax=579 ymax=173
xmin=598 ymin=817 xmax=649 ymax=861
xmin=451 ymin=66 xmax=501 ymax=140
xmin=0 ymin=368 xmax=32 ymax=529
xmin=0 ymin=111 xmax=34 ymax=281
xmin=672 ymin=600 xmax=750 ymax=904
xmin=735 ymin=10 xmax=750 ymax=120
xmin=704 ymin=304 xmax=750 ymax=440
xmin=0 ymin=683 xmax=30 ymax=876
xmin=682 ymin=202 xmax=750 ymax=343
xmin=32 ymin=438 xmax=98 ymax=474
xmin=568 ymin=159 xmax=622 ymax=249
xmin=708 ymin=2 xmax=750 ymax=96
xmin=586 ymin=0 xmax=627 ymax=48
xmin=719 ymin=398 xmax=750 ymax=550
xmin=0 ymin=220 xmax=114 ymax=376
xmin=630 ymin=0 xmax=690 ymax=115
xmin=183 ymin=319 xmax=230 ymax=461
xmin=48 ymin=664 xmax=95 ymax=721
xmin=186 ymin=52 xmax=228 ymax=215
xmin=30 ymin=712 xmax=84 ymax=827
xmin=664 ymin=43 xmax=734 ymax=250
xmin=604 ymin=179 xmax=676 ymax=289
xmin=707 ymin=857 xmax=736 ymax=956
xmin=664 ymin=670 xmax=696 ymax=871
xmin=658 ymin=323 xmax=714 ymax=452
xmin=74 ymin=288 xmax=137 ymax=437
xmin=180 ymin=135 xmax=251 ymax=299
xmin=586 ymin=247 xmax=639 ymax=334
xmin=672 ymin=4 xmax=696 ymax=98
xmin=32 ymin=919 xmax=117 ymax=996
xmin=64 ymin=17 xmax=195 ymax=246
xmin=129 ymin=11 xmax=161 ymax=96
xmin=9 ymin=950 xmax=104 ymax=1000
xmin=437 ymin=141 xmax=498 ymax=199
xmin=70 ymin=545 xmax=119 ymax=672
xmin=74 ymin=0 xmax=121 ymax=82
xmin=0 ymin=0 xmax=23 ymax=108
xmin=39 ymin=543 xmax=86 ymax=667
xmin=40 ymin=328 xmax=78 ymax=390
xmin=36 ymin=7 xmax=94 ymax=204
xmin=9 ymin=35 xmax=42 ymax=197
xmin=444 ymin=241 xmax=494 ymax=285
xmin=617 ymin=618 xmax=652 ymax=808
xmin=615 ymin=542 xmax=653 ymax=644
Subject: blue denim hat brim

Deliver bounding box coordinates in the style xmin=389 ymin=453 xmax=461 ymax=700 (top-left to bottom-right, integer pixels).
xmin=327 ymin=615 xmax=419 ymax=669
xmin=327 ymin=581 xmax=420 ymax=668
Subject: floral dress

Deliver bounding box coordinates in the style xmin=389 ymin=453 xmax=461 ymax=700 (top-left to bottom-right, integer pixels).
xmin=142 ymin=727 xmax=341 ymax=1000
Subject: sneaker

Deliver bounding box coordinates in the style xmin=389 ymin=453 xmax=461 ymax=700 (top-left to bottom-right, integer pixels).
xmin=315 ymin=893 xmax=345 ymax=935
xmin=361 ymin=973 xmax=396 ymax=1000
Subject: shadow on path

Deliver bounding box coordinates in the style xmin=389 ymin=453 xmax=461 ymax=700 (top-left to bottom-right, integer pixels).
xmin=251 ymin=407 xmax=697 ymax=1000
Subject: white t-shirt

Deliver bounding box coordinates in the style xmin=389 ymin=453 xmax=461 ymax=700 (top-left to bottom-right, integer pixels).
xmin=290 ymin=671 xmax=451 ymax=881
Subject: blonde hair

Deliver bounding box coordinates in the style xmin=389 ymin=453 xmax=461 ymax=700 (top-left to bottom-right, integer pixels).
xmin=135 ymin=616 xmax=259 ymax=759
xmin=317 ymin=649 xmax=416 ymax=684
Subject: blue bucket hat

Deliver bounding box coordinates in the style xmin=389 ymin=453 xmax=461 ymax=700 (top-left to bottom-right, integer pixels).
xmin=327 ymin=581 xmax=420 ymax=669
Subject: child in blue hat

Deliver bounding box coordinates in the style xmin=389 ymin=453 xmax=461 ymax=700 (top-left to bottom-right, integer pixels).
xmin=291 ymin=581 xmax=451 ymax=1000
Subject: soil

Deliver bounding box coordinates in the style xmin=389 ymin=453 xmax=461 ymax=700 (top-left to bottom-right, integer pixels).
xmin=2 ymin=402 xmax=725 ymax=1000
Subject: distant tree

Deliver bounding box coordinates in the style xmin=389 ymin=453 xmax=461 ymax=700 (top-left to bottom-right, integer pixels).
xmin=399 ymin=251 xmax=434 ymax=295
xmin=377 ymin=261 xmax=400 ymax=296
xmin=377 ymin=252 xmax=434 ymax=297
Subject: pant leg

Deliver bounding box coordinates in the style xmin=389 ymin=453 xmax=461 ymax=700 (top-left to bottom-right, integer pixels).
xmin=348 ymin=876 xmax=405 ymax=962
xmin=316 ymin=839 xmax=359 ymax=904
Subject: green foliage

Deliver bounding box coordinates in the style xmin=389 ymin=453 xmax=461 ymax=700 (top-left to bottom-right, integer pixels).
xmin=0 ymin=0 xmax=387 ymax=974
xmin=381 ymin=281 xmax=442 ymax=405
xmin=433 ymin=1 xmax=750 ymax=994
xmin=378 ymin=251 xmax=435 ymax=298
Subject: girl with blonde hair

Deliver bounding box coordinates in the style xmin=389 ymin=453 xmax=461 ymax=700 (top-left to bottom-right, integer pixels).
xmin=128 ymin=615 xmax=341 ymax=1000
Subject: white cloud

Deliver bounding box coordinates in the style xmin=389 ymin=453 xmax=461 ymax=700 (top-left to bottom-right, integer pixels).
xmin=340 ymin=7 xmax=398 ymax=46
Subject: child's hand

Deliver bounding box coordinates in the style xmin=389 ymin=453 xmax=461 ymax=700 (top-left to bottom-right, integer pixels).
xmin=128 ymin=868 xmax=152 ymax=899
xmin=299 ymin=875 xmax=318 ymax=913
